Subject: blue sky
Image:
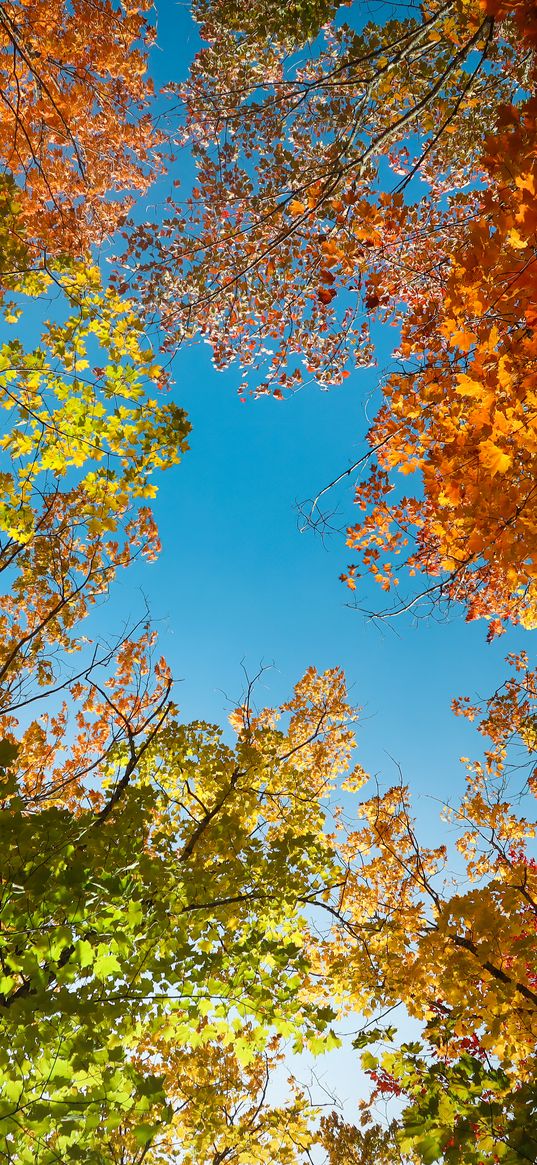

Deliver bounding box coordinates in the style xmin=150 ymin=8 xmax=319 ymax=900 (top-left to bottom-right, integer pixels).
xmin=102 ymin=0 xmax=532 ymax=843
xmin=119 ymin=331 xmax=530 ymax=827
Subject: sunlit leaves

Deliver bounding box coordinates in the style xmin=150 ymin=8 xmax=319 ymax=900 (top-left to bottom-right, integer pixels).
xmin=194 ymin=0 xmax=347 ymax=49
xmin=0 ymin=668 xmax=358 ymax=1161
xmin=126 ymin=0 xmax=526 ymax=398
xmin=0 ymin=261 xmax=190 ymax=543
xmin=0 ymin=0 xmax=162 ymax=267
xmin=347 ymin=68 xmax=537 ymax=633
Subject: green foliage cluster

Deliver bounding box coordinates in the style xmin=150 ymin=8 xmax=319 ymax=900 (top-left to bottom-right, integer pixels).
xmin=0 ymin=701 xmax=348 ymax=1161
xmin=193 ymin=0 xmax=346 ymax=46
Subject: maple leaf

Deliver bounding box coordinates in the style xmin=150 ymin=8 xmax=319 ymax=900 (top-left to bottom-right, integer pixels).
xmin=478 ymin=438 xmax=512 ymax=475
xmin=449 ymin=328 xmax=477 ymax=352
xmin=455 ymin=374 xmax=484 ymax=398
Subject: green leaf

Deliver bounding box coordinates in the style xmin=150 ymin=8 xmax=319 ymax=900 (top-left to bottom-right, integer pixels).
xmin=133 ymin=1122 xmax=158 ymax=1146
xmin=74 ymin=939 xmax=94 ymax=969
xmin=93 ymin=952 xmax=121 ymax=978
xmin=0 ymin=739 xmax=19 ymax=769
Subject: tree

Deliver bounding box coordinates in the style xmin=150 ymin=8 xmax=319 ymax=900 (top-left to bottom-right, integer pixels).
xmin=0 ymin=247 xmax=192 ymax=1160
xmin=0 ymin=260 xmax=188 ymax=539
xmin=129 ymin=0 xmax=512 ymax=388
xmin=2 ymin=0 xmax=537 ymax=1159
xmin=0 ymin=252 xmax=189 ymax=732
xmin=193 ymin=0 xmax=349 ymax=50
xmin=381 ymin=1039 xmax=537 ymax=1164
xmin=125 ymin=0 xmax=537 ymax=631
xmin=0 ymin=665 xmax=361 ymax=1162
xmin=342 ymin=33 xmax=537 ymax=634
xmin=320 ymin=1111 xmax=409 ymax=1165
xmin=103 ymin=1037 xmax=319 ymax=1164
xmin=0 ymin=0 xmax=162 ymax=269
xmin=317 ymin=651 xmax=537 ymax=1164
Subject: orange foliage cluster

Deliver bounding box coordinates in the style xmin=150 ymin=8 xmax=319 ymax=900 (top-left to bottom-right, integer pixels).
xmin=0 ymin=0 xmax=160 ymax=260
xmin=344 ymin=0 xmax=537 ymax=633
xmin=0 ymin=486 xmax=172 ymax=814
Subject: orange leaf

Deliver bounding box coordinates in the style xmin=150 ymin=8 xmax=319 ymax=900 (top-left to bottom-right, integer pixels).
xmin=478 ymin=439 xmax=512 ymax=475
xmin=449 ymin=329 xmax=476 ymax=352
xmin=455 ymin=374 xmax=484 ymax=398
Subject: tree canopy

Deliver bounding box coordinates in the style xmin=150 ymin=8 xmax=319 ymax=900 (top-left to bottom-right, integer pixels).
xmin=0 ymin=0 xmax=536 ymax=1161
xmin=124 ymin=0 xmax=537 ymax=632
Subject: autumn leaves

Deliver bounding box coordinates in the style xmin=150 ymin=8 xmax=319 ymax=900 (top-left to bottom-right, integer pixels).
xmin=351 ymin=86 xmax=537 ymax=634
xmin=0 ymin=0 xmax=161 ymax=258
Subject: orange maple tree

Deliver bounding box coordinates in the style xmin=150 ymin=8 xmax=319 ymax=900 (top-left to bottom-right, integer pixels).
xmin=0 ymin=0 xmax=161 ymax=265
xmin=342 ymin=0 xmax=537 ymax=634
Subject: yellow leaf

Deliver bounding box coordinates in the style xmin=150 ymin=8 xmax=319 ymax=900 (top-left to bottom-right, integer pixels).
xmin=515 ymin=171 xmax=536 ymax=195
xmin=508 ymin=228 xmax=527 ymax=250
xmin=455 ymin=373 xmax=483 ymax=398
xmin=497 ymin=356 xmax=512 ymax=389
xmin=478 ymin=439 xmax=512 ymax=476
